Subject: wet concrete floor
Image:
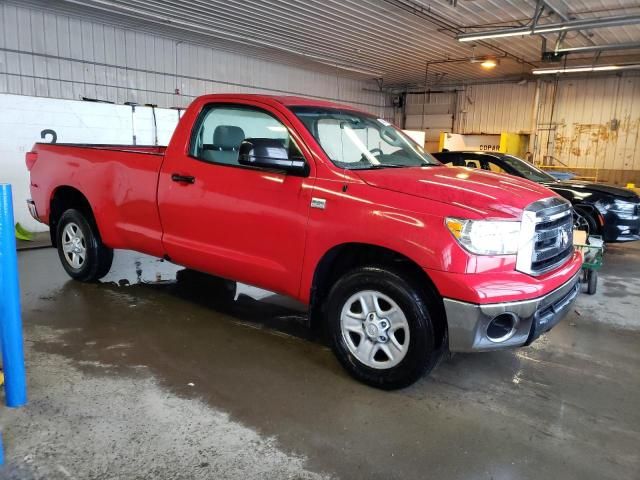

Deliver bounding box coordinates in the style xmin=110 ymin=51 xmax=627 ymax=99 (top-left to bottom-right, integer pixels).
xmin=1 ymin=243 xmax=639 ymax=479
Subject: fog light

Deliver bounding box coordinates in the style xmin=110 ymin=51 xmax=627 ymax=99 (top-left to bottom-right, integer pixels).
xmin=486 ymin=313 xmax=518 ymax=342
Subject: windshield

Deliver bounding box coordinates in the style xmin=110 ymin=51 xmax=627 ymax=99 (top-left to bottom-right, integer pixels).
xmin=501 ymin=155 xmax=557 ymax=183
xmin=291 ymin=107 xmax=440 ymax=170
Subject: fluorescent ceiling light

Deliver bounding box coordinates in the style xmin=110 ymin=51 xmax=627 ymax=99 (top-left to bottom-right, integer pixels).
xmin=459 ymin=29 xmax=531 ymax=42
xmin=532 ymin=64 xmax=640 ymax=75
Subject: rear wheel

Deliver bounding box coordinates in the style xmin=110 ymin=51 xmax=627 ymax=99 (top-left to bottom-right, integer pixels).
xmin=56 ymin=209 xmax=113 ymax=281
xmin=326 ymin=266 xmax=439 ymax=390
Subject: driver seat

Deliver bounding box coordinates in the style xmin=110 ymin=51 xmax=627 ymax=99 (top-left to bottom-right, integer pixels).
xmin=204 ymin=125 xmax=245 ymax=165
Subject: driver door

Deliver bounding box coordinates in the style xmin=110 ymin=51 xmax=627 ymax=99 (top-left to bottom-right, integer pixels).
xmin=157 ymin=101 xmax=315 ymax=298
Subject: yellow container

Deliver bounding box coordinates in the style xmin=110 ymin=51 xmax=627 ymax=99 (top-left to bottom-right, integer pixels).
xmin=626 ymin=183 xmax=635 ymax=189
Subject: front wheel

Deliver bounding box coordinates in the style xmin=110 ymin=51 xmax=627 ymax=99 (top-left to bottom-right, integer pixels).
xmin=56 ymin=209 xmax=113 ymax=282
xmin=326 ymin=266 xmax=439 ymax=390
xmin=574 ymin=209 xmax=599 ymax=236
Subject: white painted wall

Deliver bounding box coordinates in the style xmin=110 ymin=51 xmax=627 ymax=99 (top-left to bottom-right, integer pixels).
xmin=0 ymin=94 xmax=181 ymax=232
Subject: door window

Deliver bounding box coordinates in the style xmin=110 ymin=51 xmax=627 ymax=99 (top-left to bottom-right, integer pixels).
xmin=440 ymin=154 xmax=465 ymax=167
xmin=190 ymin=105 xmax=302 ymax=165
xmin=485 ymin=160 xmax=508 ymax=174
xmin=463 ymin=159 xmax=482 ymax=169
xmin=461 ymin=157 xmax=507 ymax=173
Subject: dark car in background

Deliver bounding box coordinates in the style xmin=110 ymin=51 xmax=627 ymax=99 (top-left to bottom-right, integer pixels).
xmin=434 ymin=151 xmax=640 ymax=243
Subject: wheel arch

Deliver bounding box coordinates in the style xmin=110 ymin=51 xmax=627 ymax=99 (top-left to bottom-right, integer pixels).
xmin=49 ymin=186 xmax=97 ymax=247
xmin=309 ymin=242 xmax=447 ymax=349
xmin=573 ymin=203 xmax=603 ymax=235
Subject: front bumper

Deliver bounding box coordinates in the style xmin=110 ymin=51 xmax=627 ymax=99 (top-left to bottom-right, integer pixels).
xmin=26 ymin=199 xmax=42 ymax=222
xmin=444 ymin=271 xmax=581 ymax=352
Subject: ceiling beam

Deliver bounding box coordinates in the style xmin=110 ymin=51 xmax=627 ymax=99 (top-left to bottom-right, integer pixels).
xmin=457 ymin=14 xmax=640 ymax=42
xmin=554 ymin=42 xmax=640 ymax=55
xmin=532 ymin=63 xmax=640 ymax=75
xmin=543 ymin=0 xmax=595 ymax=49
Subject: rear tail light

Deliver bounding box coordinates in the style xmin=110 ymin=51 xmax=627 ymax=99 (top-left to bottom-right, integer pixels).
xmin=25 ymin=151 xmax=38 ymax=170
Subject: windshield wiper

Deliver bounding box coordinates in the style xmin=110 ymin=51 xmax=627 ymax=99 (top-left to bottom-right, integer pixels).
xmin=356 ymin=164 xmax=418 ymax=170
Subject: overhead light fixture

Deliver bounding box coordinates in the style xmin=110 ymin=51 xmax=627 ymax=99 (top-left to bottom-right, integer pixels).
xmin=470 ymin=56 xmax=500 ymax=69
xmin=480 ymin=58 xmax=499 ymax=69
xmin=532 ymin=64 xmax=640 ymax=75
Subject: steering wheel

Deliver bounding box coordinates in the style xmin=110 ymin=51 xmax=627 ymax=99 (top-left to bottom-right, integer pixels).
xmin=361 ymin=147 xmax=384 ymax=162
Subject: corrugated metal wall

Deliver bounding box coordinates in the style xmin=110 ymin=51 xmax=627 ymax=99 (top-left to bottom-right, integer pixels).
xmin=404 ymin=82 xmax=537 ymax=137
xmin=404 ymin=75 xmax=639 ymax=183
xmin=0 ymin=3 xmax=390 ymax=117
xmin=404 ymin=91 xmax=455 ymax=152
xmin=536 ymin=75 xmax=640 ymax=179
xmin=458 ymin=82 xmax=538 ymax=135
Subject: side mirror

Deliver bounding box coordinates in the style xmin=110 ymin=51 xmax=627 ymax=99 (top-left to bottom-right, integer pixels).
xmin=238 ymin=138 xmax=308 ymax=176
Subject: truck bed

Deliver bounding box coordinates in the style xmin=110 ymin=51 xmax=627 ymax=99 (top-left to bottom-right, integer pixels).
xmin=28 ymin=142 xmax=167 ymax=258
xmin=39 ymin=143 xmax=167 ymax=155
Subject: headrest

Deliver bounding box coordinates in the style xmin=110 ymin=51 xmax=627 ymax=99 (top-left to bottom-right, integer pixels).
xmin=213 ymin=125 xmax=245 ymax=150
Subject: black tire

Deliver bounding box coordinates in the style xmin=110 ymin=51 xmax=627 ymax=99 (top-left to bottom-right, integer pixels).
xmin=175 ymin=269 xmax=237 ymax=307
xmin=326 ymin=266 xmax=439 ymax=390
xmin=575 ymin=209 xmax=599 ymax=236
xmin=56 ymin=209 xmax=113 ymax=282
xmin=586 ymin=270 xmax=598 ymax=295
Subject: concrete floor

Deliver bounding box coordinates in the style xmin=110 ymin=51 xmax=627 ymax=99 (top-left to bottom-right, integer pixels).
xmin=1 ymin=242 xmax=639 ymax=480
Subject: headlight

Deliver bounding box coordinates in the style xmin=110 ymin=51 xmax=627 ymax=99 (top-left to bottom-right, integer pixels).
xmin=599 ymin=199 xmax=639 ymax=219
xmin=445 ymin=217 xmax=521 ymax=255
xmin=611 ymin=199 xmax=638 ymax=215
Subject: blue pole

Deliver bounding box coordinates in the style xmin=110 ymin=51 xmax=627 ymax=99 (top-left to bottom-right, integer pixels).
xmin=0 ymin=184 xmax=27 ymax=408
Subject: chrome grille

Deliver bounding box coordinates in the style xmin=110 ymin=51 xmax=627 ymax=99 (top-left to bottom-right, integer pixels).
xmin=516 ymin=197 xmax=574 ymax=276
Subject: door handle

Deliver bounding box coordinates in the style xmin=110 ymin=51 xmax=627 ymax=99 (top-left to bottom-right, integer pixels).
xmin=171 ymin=174 xmax=195 ymax=184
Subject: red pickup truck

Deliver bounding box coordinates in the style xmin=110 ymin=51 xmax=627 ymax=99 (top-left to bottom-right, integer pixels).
xmin=26 ymin=94 xmax=582 ymax=389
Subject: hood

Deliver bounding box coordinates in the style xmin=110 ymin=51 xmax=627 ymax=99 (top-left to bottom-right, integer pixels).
xmin=355 ymin=165 xmax=558 ymax=218
xmin=544 ymin=180 xmax=639 ymax=200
